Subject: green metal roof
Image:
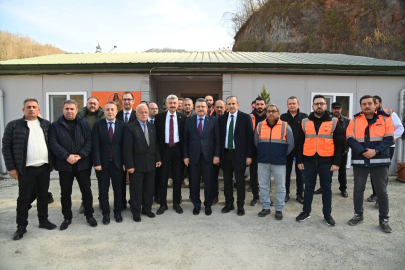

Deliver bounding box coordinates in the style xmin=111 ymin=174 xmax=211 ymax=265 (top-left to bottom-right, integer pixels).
xmin=1 ymin=52 xmax=405 ymax=76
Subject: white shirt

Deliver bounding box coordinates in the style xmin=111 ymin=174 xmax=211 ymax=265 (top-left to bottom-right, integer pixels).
xmin=148 ymin=117 xmax=155 ymax=124
xmin=225 ymin=111 xmax=238 ymax=149
xmin=26 ymin=119 xmax=48 ymax=167
xmin=391 ymin=112 xmax=404 ymax=147
xmin=123 ymin=109 xmax=132 ymax=122
xmin=165 ymin=111 xmax=179 ymax=143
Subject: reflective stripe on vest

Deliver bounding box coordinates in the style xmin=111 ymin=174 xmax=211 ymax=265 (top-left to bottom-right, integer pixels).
xmin=348 ymin=114 xmax=389 ymax=143
xmin=257 ymin=120 xmax=287 ymax=144
xmin=251 ymin=114 xmax=256 ymax=131
xmin=302 ymin=117 xmax=337 ymax=157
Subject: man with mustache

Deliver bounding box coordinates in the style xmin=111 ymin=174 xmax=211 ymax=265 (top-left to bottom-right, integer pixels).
xmin=154 ymin=95 xmax=186 ymax=215
xmin=212 ymin=99 xmax=226 ymax=204
xmin=296 ymin=95 xmax=344 ymax=226
xmin=346 ymin=95 xmax=394 ymax=233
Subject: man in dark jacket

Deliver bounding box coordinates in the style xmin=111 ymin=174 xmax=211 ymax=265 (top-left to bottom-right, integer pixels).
xmin=314 ymin=102 xmax=350 ymax=197
xmin=2 ymin=98 xmax=57 ymax=240
xmin=280 ymin=96 xmax=308 ymax=204
xmin=296 ymin=95 xmax=344 ymax=226
xmin=49 ymin=99 xmax=97 ymax=230
xmin=249 ymin=97 xmax=267 ymax=206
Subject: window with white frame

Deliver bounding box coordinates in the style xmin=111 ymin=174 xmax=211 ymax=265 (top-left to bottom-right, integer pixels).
xmin=46 ymin=92 xmax=87 ymax=122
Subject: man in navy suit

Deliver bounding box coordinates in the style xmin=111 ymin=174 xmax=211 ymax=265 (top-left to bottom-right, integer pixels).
xmin=92 ymin=101 xmax=126 ymax=225
xmin=123 ymin=104 xmax=162 ymax=222
xmin=184 ymin=98 xmax=220 ymax=215
xmin=218 ymin=96 xmax=253 ymax=216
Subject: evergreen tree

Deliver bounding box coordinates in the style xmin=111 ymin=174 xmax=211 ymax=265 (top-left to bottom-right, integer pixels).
xmin=258 ymin=85 xmax=271 ymax=105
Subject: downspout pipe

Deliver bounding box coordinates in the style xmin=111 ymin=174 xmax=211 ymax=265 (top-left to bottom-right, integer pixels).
xmin=0 ymin=89 xmax=6 ymax=173
xmin=397 ymin=88 xmax=405 ymax=163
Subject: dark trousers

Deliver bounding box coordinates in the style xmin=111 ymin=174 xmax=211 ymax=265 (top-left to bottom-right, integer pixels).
xmin=154 ymin=167 xmax=161 ymax=200
xmin=353 ymin=166 xmax=389 ymax=219
xmin=121 ymin=171 xmax=128 ymax=206
xmin=371 ymin=146 xmax=395 ymax=196
xmin=213 ymin=164 xmax=220 ymax=198
xmin=129 ymin=170 xmax=155 ymax=218
xmin=338 ymin=152 xmax=348 ymax=192
xmin=16 ymin=164 xmax=50 ymax=227
xmin=302 ymin=161 xmax=333 ymax=215
xmin=59 ymin=168 xmax=94 ymax=219
xmin=249 ymin=154 xmax=259 ymax=199
xmin=159 ymin=145 xmax=183 ymax=205
xmin=189 ymin=153 xmax=213 ymax=208
xmin=223 ymin=149 xmax=246 ymax=207
xmin=285 ymin=154 xmax=304 ymax=195
xmin=95 ymin=160 xmax=123 ymax=215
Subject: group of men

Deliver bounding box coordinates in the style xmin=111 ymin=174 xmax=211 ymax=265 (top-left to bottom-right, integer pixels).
xmin=2 ymin=92 xmax=401 ymax=241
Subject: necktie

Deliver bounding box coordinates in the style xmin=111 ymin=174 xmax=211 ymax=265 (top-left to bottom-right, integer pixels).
xmin=198 ymin=117 xmax=203 ymax=137
xmin=169 ymin=115 xmax=174 ymax=146
xmin=125 ymin=113 xmax=129 ymax=124
xmin=143 ymin=123 xmax=150 ymax=146
xmin=109 ymin=122 xmax=114 ymax=158
xmin=150 ymin=119 xmax=154 ymax=124
xmin=228 ymin=115 xmax=234 ymax=150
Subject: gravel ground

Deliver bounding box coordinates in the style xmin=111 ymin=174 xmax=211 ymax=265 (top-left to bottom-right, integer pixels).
xmin=0 ymin=175 xmax=405 ymax=270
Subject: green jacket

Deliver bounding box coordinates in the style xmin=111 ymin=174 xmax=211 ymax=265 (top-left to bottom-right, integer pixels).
xmin=78 ymin=106 xmax=105 ymax=120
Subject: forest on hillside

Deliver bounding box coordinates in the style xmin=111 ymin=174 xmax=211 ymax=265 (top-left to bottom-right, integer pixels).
xmin=0 ymin=30 xmax=65 ymax=61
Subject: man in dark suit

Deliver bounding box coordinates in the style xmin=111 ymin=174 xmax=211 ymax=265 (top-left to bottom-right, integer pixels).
xmin=218 ymin=96 xmax=253 ymax=216
xmin=116 ymin=91 xmax=137 ymax=209
xmin=123 ymin=104 xmax=162 ymax=222
xmin=154 ymin=95 xmax=186 ymax=215
xmin=92 ymin=101 xmax=126 ymax=225
xmin=212 ymin=99 xmax=226 ymax=204
xmin=184 ymin=98 xmax=220 ymax=215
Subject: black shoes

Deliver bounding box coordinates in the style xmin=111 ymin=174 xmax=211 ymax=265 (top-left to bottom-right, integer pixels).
xmin=314 ymin=188 xmax=322 ymax=194
xmin=237 ymin=207 xmax=245 ymax=216
xmin=258 ymin=209 xmax=271 ymax=217
xmin=133 ymin=216 xmax=141 ymax=222
xmin=86 ymin=216 xmax=98 ymax=227
xmin=250 ymin=197 xmax=259 ymax=206
xmin=205 ymin=206 xmax=212 ymax=216
xmin=324 ymin=215 xmax=335 ymax=226
xmin=60 ymin=219 xmax=72 ymax=230
xmin=38 ymin=220 xmax=57 ymax=230
xmin=173 ymin=204 xmax=183 ymax=214
xmin=154 ymin=196 xmax=160 ymax=204
xmin=285 ymin=194 xmax=290 ymax=202
xmin=114 ymin=213 xmax=123 ymax=223
xmin=13 ymin=226 xmax=27 ymax=240
xmin=47 ymin=192 xmax=54 ymax=204
xmin=367 ymin=194 xmax=377 ymax=202
xmin=379 ymin=219 xmax=392 ymax=233
xmin=296 ymin=194 xmax=304 ymax=204
xmin=341 ymin=190 xmax=348 ymax=198
xmin=212 ymin=197 xmax=219 ymax=205
xmin=79 ymin=203 xmax=85 ymax=214
xmin=193 ymin=207 xmax=201 ymax=215
xmin=102 ymin=214 xmax=110 ymax=225
xmin=142 ymin=210 xmax=156 ymax=218
xmin=296 ymin=212 xmax=311 ymax=222
xmin=348 ymin=214 xmax=363 ymax=226
xmin=275 ymin=211 xmax=283 ymax=220
xmin=221 ymin=204 xmax=235 ymax=213
xmin=156 ymin=205 xmax=168 ymax=215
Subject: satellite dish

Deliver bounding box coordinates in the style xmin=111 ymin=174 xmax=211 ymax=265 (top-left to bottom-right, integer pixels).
xmin=96 ymin=40 xmax=102 ymax=53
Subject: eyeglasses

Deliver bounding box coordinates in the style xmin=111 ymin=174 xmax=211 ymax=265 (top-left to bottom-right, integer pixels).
xmin=266 ymin=110 xmax=278 ymax=114
xmin=123 ymin=98 xmax=133 ymax=102
xmin=313 ymin=103 xmax=326 ymax=107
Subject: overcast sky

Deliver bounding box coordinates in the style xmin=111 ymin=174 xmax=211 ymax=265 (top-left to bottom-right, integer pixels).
xmin=0 ymin=0 xmax=237 ymax=53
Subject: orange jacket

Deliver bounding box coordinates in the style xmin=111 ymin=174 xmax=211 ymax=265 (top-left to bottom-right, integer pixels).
xmin=346 ymin=110 xmax=394 ymax=167
xmin=302 ymin=118 xmax=338 ymax=157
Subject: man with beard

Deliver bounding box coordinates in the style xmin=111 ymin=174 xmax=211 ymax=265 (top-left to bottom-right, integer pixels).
xmin=314 ymin=102 xmax=350 ymax=197
xmin=180 ymin=98 xmax=196 ymax=188
xmin=280 ymin=96 xmax=308 ymax=204
xmin=148 ymin=102 xmax=159 ymax=124
xmin=296 ymin=95 xmax=344 ymax=226
xmin=117 ymin=92 xmax=137 ymax=209
xmin=212 ymin=100 xmax=226 ymax=203
xmin=78 ymin=96 xmax=105 ymax=130
xmin=205 ymin=95 xmax=215 ymax=116
xmin=249 ymin=97 xmax=267 ymax=206
xmin=346 ymin=95 xmax=394 ymax=233
xmin=366 ymin=95 xmax=404 ymax=206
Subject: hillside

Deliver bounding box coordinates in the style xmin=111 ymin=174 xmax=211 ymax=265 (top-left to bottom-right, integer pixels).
xmin=0 ymin=30 xmax=65 ymax=61
xmin=233 ymin=0 xmax=405 ymax=60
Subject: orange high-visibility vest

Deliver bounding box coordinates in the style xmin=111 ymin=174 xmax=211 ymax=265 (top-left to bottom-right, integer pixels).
xmin=346 ymin=113 xmax=394 ymax=143
xmin=302 ymin=118 xmax=338 ymax=157
xmin=250 ymin=114 xmax=256 ymax=131
xmin=256 ymin=119 xmax=288 ymax=164
xmin=382 ymin=108 xmax=394 ymax=115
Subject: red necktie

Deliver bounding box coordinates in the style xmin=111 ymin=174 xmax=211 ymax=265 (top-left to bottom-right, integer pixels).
xmin=169 ymin=115 xmax=174 ymax=146
xmin=109 ymin=122 xmax=114 ymax=158
xmin=198 ymin=118 xmax=203 ymax=136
